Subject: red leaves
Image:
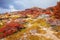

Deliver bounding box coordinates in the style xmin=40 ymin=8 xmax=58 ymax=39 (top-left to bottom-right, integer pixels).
xmin=0 ymin=21 xmax=24 ymax=39
xmin=54 ymin=12 xmax=60 ymax=19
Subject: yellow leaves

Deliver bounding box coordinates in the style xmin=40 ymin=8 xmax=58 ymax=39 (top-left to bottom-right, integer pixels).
xmin=51 ymin=16 xmax=55 ymax=19
xmin=10 ymin=15 xmax=20 ymax=19
xmin=40 ymin=22 xmax=50 ymax=28
xmin=28 ymin=35 xmax=40 ymax=40
xmin=0 ymin=23 xmax=3 ymax=26
xmin=54 ymin=32 xmax=60 ymax=39
xmin=26 ymin=18 xmax=51 ymax=28
xmin=27 ymin=14 xmax=32 ymax=18
xmin=26 ymin=18 xmax=33 ymax=23
xmin=39 ymin=36 xmax=53 ymax=40
xmin=52 ymin=26 xmax=60 ymax=32
xmin=39 ymin=19 xmax=47 ymax=26
xmin=0 ymin=21 xmax=4 ymax=28
xmin=32 ymin=18 xmax=50 ymax=28
xmin=37 ymin=29 xmax=46 ymax=34
xmin=32 ymin=23 xmax=38 ymax=27
xmin=5 ymin=31 xmax=24 ymax=40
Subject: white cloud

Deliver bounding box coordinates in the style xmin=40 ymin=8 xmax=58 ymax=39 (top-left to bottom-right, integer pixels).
xmin=0 ymin=5 xmax=18 ymax=13
xmin=14 ymin=0 xmax=58 ymax=9
xmin=58 ymin=0 xmax=60 ymax=2
xmin=9 ymin=5 xmax=18 ymax=12
xmin=0 ymin=8 xmax=10 ymax=13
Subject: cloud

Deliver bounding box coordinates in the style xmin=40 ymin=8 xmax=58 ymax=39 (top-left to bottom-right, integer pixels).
xmin=0 ymin=8 xmax=10 ymax=13
xmin=0 ymin=5 xmax=17 ymax=13
xmin=9 ymin=5 xmax=18 ymax=12
xmin=14 ymin=0 xmax=58 ymax=9
xmin=58 ymin=0 xmax=60 ymax=2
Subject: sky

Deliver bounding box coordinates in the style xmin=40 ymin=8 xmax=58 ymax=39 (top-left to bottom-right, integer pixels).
xmin=0 ymin=0 xmax=59 ymax=13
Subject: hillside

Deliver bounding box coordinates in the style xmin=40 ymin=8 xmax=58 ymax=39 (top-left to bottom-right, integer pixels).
xmin=0 ymin=2 xmax=60 ymax=40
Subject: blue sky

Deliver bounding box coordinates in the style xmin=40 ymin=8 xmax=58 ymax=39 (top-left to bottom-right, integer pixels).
xmin=0 ymin=0 xmax=59 ymax=13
